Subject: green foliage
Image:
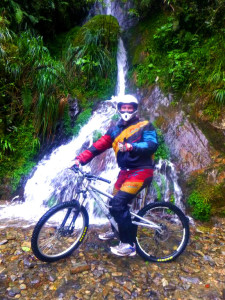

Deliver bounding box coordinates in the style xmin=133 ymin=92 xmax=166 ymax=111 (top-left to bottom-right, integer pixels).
xmin=187 ymin=171 xmax=225 ymax=220
xmin=0 ymin=137 xmax=15 ymax=159
xmin=93 ymin=130 xmax=102 ymax=143
xmin=170 ymin=194 xmax=175 ymax=204
xmin=167 ymin=50 xmax=195 ymax=91
xmin=0 ymin=0 xmax=93 ymax=36
xmin=65 ymin=15 xmax=119 ymax=98
xmin=0 ymin=27 xmax=68 ymax=138
xmin=0 ymin=120 xmax=40 ymax=193
xmin=63 ymin=104 xmax=72 ymax=137
xmin=47 ymin=196 xmax=57 ymax=208
xmin=128 ymin=3 xmax=225 ymax=107
xmin=203 ymin=102 xmax=221 ymax=121
xmin=213 ymin=88 xmax=225 ymax=106
xmin=152 ymin=180 xmax=162 ymax=201
xmin=111 ymin=113 xmax=120 ymax=121
xmin=187 ymin=191 xmax=211 ymax=221
xmin=154 ymin=128 xmax=170 ymax=161
xmin=72 ymin=109 xmax=92 ymax=137
xmin=21 ymin=85 xmax=32 ymax=112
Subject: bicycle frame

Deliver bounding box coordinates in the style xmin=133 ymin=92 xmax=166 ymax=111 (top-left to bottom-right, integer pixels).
xmin=75 ymin=173 xmax=162 ymax=232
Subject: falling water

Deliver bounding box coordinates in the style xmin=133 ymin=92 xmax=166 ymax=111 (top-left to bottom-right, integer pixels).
xmin=116 ymin=38 xmax=127 ymax=96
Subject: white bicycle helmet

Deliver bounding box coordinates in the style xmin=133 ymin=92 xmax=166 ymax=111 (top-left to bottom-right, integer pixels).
xmin=117 ymin=94 xmax=138 ymax=122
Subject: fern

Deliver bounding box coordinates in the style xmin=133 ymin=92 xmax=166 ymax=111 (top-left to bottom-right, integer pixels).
xmin=213 ymin=88 xmax=225 ymax=105
xmin=15 ymin=8 xmax=23 ymax=24
xmin=21 ymin=86 xmax=32 ymax=111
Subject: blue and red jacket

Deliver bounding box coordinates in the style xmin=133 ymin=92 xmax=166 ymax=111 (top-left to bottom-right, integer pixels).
xmin=76 ymin=116 xmax=158 ymax=170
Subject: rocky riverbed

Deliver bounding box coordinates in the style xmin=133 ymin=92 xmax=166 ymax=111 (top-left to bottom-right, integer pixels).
xmin=0 ymin=218 xmax=225 ymax=300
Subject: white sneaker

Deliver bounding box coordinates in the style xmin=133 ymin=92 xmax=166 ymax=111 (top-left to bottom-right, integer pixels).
xmin=98 ymin=230 xmax=116 ymax=240
xmin=110 ymin=242 xmax=136 ymax=256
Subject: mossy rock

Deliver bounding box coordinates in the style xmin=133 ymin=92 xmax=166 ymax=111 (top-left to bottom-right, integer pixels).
xmin=187 ymin=170 xmax=225 ymax=221
xmin=67 ymin=15 xmax=120 ymax=101
xmin=73 ymin=15 xmax=120 ymax=49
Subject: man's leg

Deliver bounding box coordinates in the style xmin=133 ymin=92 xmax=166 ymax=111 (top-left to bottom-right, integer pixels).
xmin=110 ymin=168 xmax=153 ymax=256
xmin=109 ymin=191 xmax=136 ymax=245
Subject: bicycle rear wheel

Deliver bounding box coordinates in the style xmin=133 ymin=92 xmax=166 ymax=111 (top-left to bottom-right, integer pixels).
xmin=31 ymin=201 xmax=89 ymax=262
xmin=134 ymin=202 xmax=189 ymax=262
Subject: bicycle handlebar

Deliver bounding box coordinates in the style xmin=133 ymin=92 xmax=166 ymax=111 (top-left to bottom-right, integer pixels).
xmin=70 ymin=165 xmax=111 ymax=184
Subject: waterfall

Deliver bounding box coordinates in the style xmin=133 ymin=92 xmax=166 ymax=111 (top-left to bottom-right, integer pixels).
xmin=0 ymin=0 xmax=185 ymax=227
xmin=116 ymin=38 xmax=127 ymax=96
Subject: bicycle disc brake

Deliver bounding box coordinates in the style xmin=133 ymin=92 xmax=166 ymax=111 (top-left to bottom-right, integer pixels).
xmin=154 ymin=224 xmax=169 ymax=242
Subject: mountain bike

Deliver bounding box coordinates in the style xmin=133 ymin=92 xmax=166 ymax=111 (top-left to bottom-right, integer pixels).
xmin=31 ymin=166 xmax=189 ymax=263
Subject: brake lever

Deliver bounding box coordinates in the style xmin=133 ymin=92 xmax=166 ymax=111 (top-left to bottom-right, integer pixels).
xmin=70 ymin=165 xmax=79 ymax=173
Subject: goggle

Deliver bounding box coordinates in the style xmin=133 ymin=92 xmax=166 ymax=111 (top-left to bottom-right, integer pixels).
xmin=119 ymin=110 xmax=134 ymax=114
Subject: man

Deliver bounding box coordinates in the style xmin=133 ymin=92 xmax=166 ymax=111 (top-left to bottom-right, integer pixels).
xmin=74 ymin=94 xmax=158 ymax=256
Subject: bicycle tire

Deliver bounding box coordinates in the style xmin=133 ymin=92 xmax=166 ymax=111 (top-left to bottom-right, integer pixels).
xmin=31 ymin=201 xmax=89 ymax=262
xmin=134 ymin=202 xmax=189 ymax=262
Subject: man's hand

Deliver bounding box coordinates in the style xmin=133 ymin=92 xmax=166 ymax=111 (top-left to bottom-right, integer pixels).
xmin=118 ymin=142 xmax=133 ymax=152
xmin=74 ymin=159 xmax=80 ymax=167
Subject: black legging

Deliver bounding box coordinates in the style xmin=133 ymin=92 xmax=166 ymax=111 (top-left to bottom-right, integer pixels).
xmin=109 ymin=190 xmax=137 ymax=245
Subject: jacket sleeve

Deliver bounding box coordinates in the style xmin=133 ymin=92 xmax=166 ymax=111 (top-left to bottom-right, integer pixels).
xmin=132 ymin=123 xmax=158 ymax=155
xmin=76 ymin=134 xmax=113 ymax=165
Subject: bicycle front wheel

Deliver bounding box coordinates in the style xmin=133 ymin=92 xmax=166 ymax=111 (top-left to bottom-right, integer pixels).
xmin=135 ymin=202 xmax=189 ymax=262
xmin=31 ymin=201 xmax=89 ymax=262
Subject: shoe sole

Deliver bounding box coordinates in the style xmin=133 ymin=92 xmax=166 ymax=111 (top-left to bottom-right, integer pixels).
xmin=110 ymin=247 xmax=136 ymax=257
xmin=98 ymin=236 xmax=117 ymax=241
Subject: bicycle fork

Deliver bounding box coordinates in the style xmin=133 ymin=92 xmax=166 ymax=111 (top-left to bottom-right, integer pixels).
xmin=60 ymin=201 xmax=81 ymax=235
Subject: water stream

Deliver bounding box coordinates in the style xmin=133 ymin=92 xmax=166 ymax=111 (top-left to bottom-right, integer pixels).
xmin=0 ymin=0 xmax=185 ymax=228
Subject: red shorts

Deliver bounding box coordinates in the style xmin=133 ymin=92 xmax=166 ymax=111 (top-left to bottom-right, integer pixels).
xmin=114 ymin=168 xmax=153 ymax=195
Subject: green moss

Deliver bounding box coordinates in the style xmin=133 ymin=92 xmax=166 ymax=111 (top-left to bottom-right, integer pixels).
xmin=72 ymin=109 xmax=92 ymax=137
xmin=187 ymin=191 xmax=211 ymax=221
xmin=187 ymin=172 xmax=225 ymax=220
xmin=154 ymin=128 xmax=170 ymax=161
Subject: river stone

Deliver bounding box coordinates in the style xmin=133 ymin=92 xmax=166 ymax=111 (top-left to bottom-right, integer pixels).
xmin=180 ymin=276 xmax=200 ymax=284
xmin=30 ymin=278 xmax=40 ymax=285
xmin=10 ymin=274 xmax=17 ymax=281
xmin=164 ymin=284 xmax=176 ymax=291
xmin=19 ymin=284 xmax=26 ymax=290
xmin=8 ymin=287 xmax=21 ymax=297
xmin=70 ymin=262 xmax=91 ymax=274
xmin=23 ymin=257 xmax=35 ymax=268
xmin=0 ymin=240 xmax=8 ymax=245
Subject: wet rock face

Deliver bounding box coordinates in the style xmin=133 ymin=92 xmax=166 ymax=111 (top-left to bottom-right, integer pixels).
xmin=164 ymin=111 xmax=212 ymax=174
xmin=108 ymin=0 xmax=139 ymax=30
xmin=90 ymin=0 xmax=138 ymax=30
xmin=67 ymin=96 xmax=79 ymax=126
xmin=140 ymin=86 xmax=212 ymax=176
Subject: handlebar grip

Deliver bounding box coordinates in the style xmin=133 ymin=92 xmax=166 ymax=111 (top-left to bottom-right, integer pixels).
xmin=71 ymin=165 xmax=79 ymax=171
xmin=96 ymin=176 xmax=111 ymax=184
